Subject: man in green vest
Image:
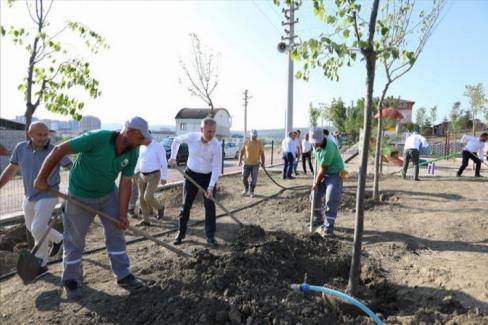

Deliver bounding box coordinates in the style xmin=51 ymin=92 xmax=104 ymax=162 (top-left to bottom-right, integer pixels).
xmin=34 ymin=117 xmax=150 ymax=300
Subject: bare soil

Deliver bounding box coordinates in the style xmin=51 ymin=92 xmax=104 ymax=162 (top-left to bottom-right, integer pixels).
xmin=0 ymin=159 xmax=487 ymax=324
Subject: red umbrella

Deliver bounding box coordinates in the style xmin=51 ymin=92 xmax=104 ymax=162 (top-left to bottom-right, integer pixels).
xmin=374 ymin=107 xmax=404 ymax=120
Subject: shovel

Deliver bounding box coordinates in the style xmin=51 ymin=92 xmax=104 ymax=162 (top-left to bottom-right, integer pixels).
xmin=174 ymin=167 xmax=244 ymax=227
xmin=17 ymin=217 xmax=57 ymax=284
xmin=50 ymin=189 xmax=193 ymax=259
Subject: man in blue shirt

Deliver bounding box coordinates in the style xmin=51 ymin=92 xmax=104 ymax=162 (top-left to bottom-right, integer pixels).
xmin=0 ymin=122 xmax=72 ymax=278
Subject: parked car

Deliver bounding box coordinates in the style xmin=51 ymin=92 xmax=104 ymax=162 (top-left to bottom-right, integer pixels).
xmin=223 ymin=142 xmax=240 ymax=159
xmin=161 ymin=137 xmax=189 ymax=165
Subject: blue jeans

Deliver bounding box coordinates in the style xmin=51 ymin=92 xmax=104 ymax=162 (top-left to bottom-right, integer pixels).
xmin=242 ymin=164 xmax=259 ymax=192
xmin=313 ymin=174 xmax=343 ymax=230
xmin=282 ymin=152 xmax=294 ymax=178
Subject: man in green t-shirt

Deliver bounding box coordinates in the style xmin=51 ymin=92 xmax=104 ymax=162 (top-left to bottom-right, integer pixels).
xmin=34 ymin=117 xmax=151 ymax=300
xmin=309 ymin=127 xmax=344 ymax=236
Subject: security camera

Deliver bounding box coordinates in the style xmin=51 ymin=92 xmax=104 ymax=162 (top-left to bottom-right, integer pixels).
xmin=277 ymin=42 xmax=288 ymax=53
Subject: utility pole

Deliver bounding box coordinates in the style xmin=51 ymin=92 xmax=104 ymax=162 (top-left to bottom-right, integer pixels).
xmin=243 ymin=89 xmax=251 ymax=140
xmin=279 ymin=1 xmax=300 ymax=137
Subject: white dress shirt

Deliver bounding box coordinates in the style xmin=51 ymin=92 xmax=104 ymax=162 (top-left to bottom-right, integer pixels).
xmin=461 ymin=134 xmax=485 ymax=159
xmin=281 ymin=137 xmax=296 ymax=153
xmin=404 ymin=132 xmax=428 ymax=150
xmin=302 ymin=139 xmax=312 ymax=153
xmin=136 ymin=140 xmax=168 ymax=180
xmin=171 ymin=132 xmax=222 ymax=187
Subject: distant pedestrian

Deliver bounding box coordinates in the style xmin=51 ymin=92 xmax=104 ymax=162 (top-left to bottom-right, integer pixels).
xmin=169 ymin=117 xmax=222 ymax=246
xmin=301 ymin=133 xmax=314 ymax=175
xmin=0 ymin=122 xmax=71 ymax=279
xmin=239 ymin=129 xmax=265 ymax=197
xmin=457 ymin=133 xmax=487 ymax=177
xmin=293 ymin=130 xmax=302 ymax=175
xmin=136 ymin=138 xmax=168 ymax=225
xmin=309 ymin=127 xmax=345 ymax=237
xmin=323 ymin=129 xmax=339 ymax=147
xmin=281 ymin=132 xmax=296 ymax=179
xmin=402 ymin=131 xmax=428 ymax=181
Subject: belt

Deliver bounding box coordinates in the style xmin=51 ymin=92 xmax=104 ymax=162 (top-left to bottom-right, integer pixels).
xmin=141 ymin=170 xmax=159 ymax=176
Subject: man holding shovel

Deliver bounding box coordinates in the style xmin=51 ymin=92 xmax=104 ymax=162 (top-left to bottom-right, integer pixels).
xmin=169 ymin=117 xmax=222 ymax=246
xmin=309 ymin=127 xmax=345 ymax=237
xmin=456 ymin=132 xmax=488 ymax=177
xmin=34 ymin=117 xmax=150 ymax=300
xmin=0 ymin=122 xmax=72 ymax=279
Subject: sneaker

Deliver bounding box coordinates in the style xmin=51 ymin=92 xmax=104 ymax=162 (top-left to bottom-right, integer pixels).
xmin=64 ymin=280 xmax=82 ymax=300
xmin=249 ymin=192 xmax=255 ymax=198
xmin=241 ymin=189 xmax=248 ymax=195
xmin=157 ymin=207 xmax=165 ymax=220
xmin=49 ymin=240 xmax=63 ymax=257
xmin=117 ymin=274 xmax=143 ymax=290
xmin=207 ymin=237 xmax=217 ymax=245
xmin=34 ymin=266 xmax=49 ymax=280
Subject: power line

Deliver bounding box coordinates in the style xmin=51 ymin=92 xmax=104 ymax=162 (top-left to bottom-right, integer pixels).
xmin=251 ymin=0 xmax=281 ymax=33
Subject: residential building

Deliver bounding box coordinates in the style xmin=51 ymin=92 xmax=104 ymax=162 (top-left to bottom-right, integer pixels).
xmin=79 ymin=115 xmax=101 ymax=132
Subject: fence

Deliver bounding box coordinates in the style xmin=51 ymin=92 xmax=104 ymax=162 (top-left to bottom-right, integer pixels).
xmin=397 ymin=142 xmax=464 ymax=158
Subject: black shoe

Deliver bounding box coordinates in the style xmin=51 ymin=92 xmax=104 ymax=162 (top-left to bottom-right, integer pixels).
xmin=157 ymin=207 xmax=165 ymax=220
xmin=456 ymin=173 xmax=462 ymax=177
xmin=49 ymin=240 xmax=63 ymax=257
xmin=117 ymin=274 xmax=143 ymax=290
xmin=288 ymin=176 xmax=295 ymax=180
xmin=414 ymin=178 xmax=420 ymax=181
xmin=474 ymin=174 xmax=482 ymax=178
xmin=174 ymin=232 xmax=185 ymax=245
xmin=34 ymin=266 xmax=49 ymax=280
xmin=402 ymin=174 xmax=406 ymax=179
xmin=312 ymin=218 xmax=323 ymax=227
xmin=207 ymin=237 xmax=216 ymax=245
xmin=64 ymin=280 xmax=82 ymax=300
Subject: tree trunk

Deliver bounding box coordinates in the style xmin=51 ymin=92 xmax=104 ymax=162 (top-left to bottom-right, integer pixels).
xmin=472 ymin=111 xmax=476 ymax=136
xmin=373 ymin=85 xmax=389 ymax=200
xmin=347 ymin=0 xmax=380 ymax=296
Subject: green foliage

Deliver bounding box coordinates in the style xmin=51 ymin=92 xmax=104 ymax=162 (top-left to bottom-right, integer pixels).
xmin=449 ymin=101 xmax=462 ymax=135
xmin=308 ymin=102 xmax=321 ymax=127
xmin=415 ymin=107 xmax=427 ymax=128
xmin=0 ymin=0 xmax=109 ymax=123
xmin=464 ymin=83 xmax=487 ymax=133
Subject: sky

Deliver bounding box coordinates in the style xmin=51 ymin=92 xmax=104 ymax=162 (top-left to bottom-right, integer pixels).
xmin=1 ymin=0 xmax=488 ymax=131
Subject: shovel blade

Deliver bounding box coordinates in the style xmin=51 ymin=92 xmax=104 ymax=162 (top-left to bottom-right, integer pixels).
xmin=17 ymin=250 xmax=43 ymax=284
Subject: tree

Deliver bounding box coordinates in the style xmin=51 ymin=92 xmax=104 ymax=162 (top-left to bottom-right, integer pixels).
xmin=308 ymin=102 xmax=321 ymax=127
xmin=287 ymin=0 xmax=391 ymax=295
xmin=449 ymin=101 xmax=462 ymax=138
xmin=179 ymin=33 xmax=220 ymax=116
xmin=372 ymin=0 xmax=445 ymax=200
xmin=464 ymin=83 xmax=487 ymax=135
xmin=1 ymin=0 xmax=108 ymax=133
xmin=416 ymin=107 xmax=427 ymax=131
xmin=322 ymin=98 xmax=347 ymax=132
xmin=430 ymin=105 xmax=438 ymax=135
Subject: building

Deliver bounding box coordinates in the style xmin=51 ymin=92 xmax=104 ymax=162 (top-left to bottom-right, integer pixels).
xmin=79 ymin=115 xmax=101 ymax=132
xmin=397 ymin=99 xmax=415 ymax=124
xmin=175 ymin=108 xmax=231 ymax=138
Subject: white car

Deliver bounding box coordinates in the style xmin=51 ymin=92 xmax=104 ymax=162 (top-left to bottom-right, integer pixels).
xmin=223 ymin=142 xmax=240 ymax=159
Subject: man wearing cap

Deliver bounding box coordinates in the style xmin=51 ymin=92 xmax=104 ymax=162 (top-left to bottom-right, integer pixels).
xmin=169 ymin=117 xmax=222 ymax=246
xmin=309 ymin=127 xmax=344 ymax=237
xmin=0 ymin=121 xmax=72 ymax=279
xmin=34 ymin=117 xmax=150 ymax=300
xmin=239 ymin=129 xmax=265 ymax=197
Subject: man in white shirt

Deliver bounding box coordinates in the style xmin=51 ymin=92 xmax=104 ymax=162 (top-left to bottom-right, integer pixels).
xmin=281 ymin=132 xmax=296 ymax=179
xmin=136 ymin=138 xmax=168 ymax=225
xmin=457 ymin=132 xmax=488 ymax=177
xmin=402 ymin=131 xmax=428 ymax=181
xmin=293 ymin=130 xmax=302 ymax=176
xmin=169 ymin=117 xmax=222 ymax=245
xmin=301 ymin=133 xmax=314 ymax=174
xmin=323 ymin=129 xmax=339 ymax=147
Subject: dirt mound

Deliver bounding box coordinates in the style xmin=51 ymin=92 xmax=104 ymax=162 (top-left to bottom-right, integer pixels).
xmin=0 ymin=224 xmax=28 ymax=251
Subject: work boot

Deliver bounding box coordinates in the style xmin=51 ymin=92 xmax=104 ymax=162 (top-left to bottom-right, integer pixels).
xmin=117 ymin=274 xmax=143 ymax=290
xmin=157 ymin=207 xmax=165 ymax=220
xmin=64 ymin=280 xmax=82 ymax=300
xmin=49 ymin=240 xmax=63 ymax=257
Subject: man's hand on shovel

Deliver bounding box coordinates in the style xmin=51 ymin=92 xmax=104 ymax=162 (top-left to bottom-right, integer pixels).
xmin=118 ymin=213 xmax=129 ymax=230
xmin=33 ymin=177 xmax=49 ymax=192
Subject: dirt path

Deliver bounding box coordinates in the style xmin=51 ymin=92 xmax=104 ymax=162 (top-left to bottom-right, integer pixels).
xmin=0 ymin=159 xmax=487 ymax=324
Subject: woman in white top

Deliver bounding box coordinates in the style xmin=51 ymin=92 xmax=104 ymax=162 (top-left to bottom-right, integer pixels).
xmin=301 ymin=133 xmax=314 ymax=175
